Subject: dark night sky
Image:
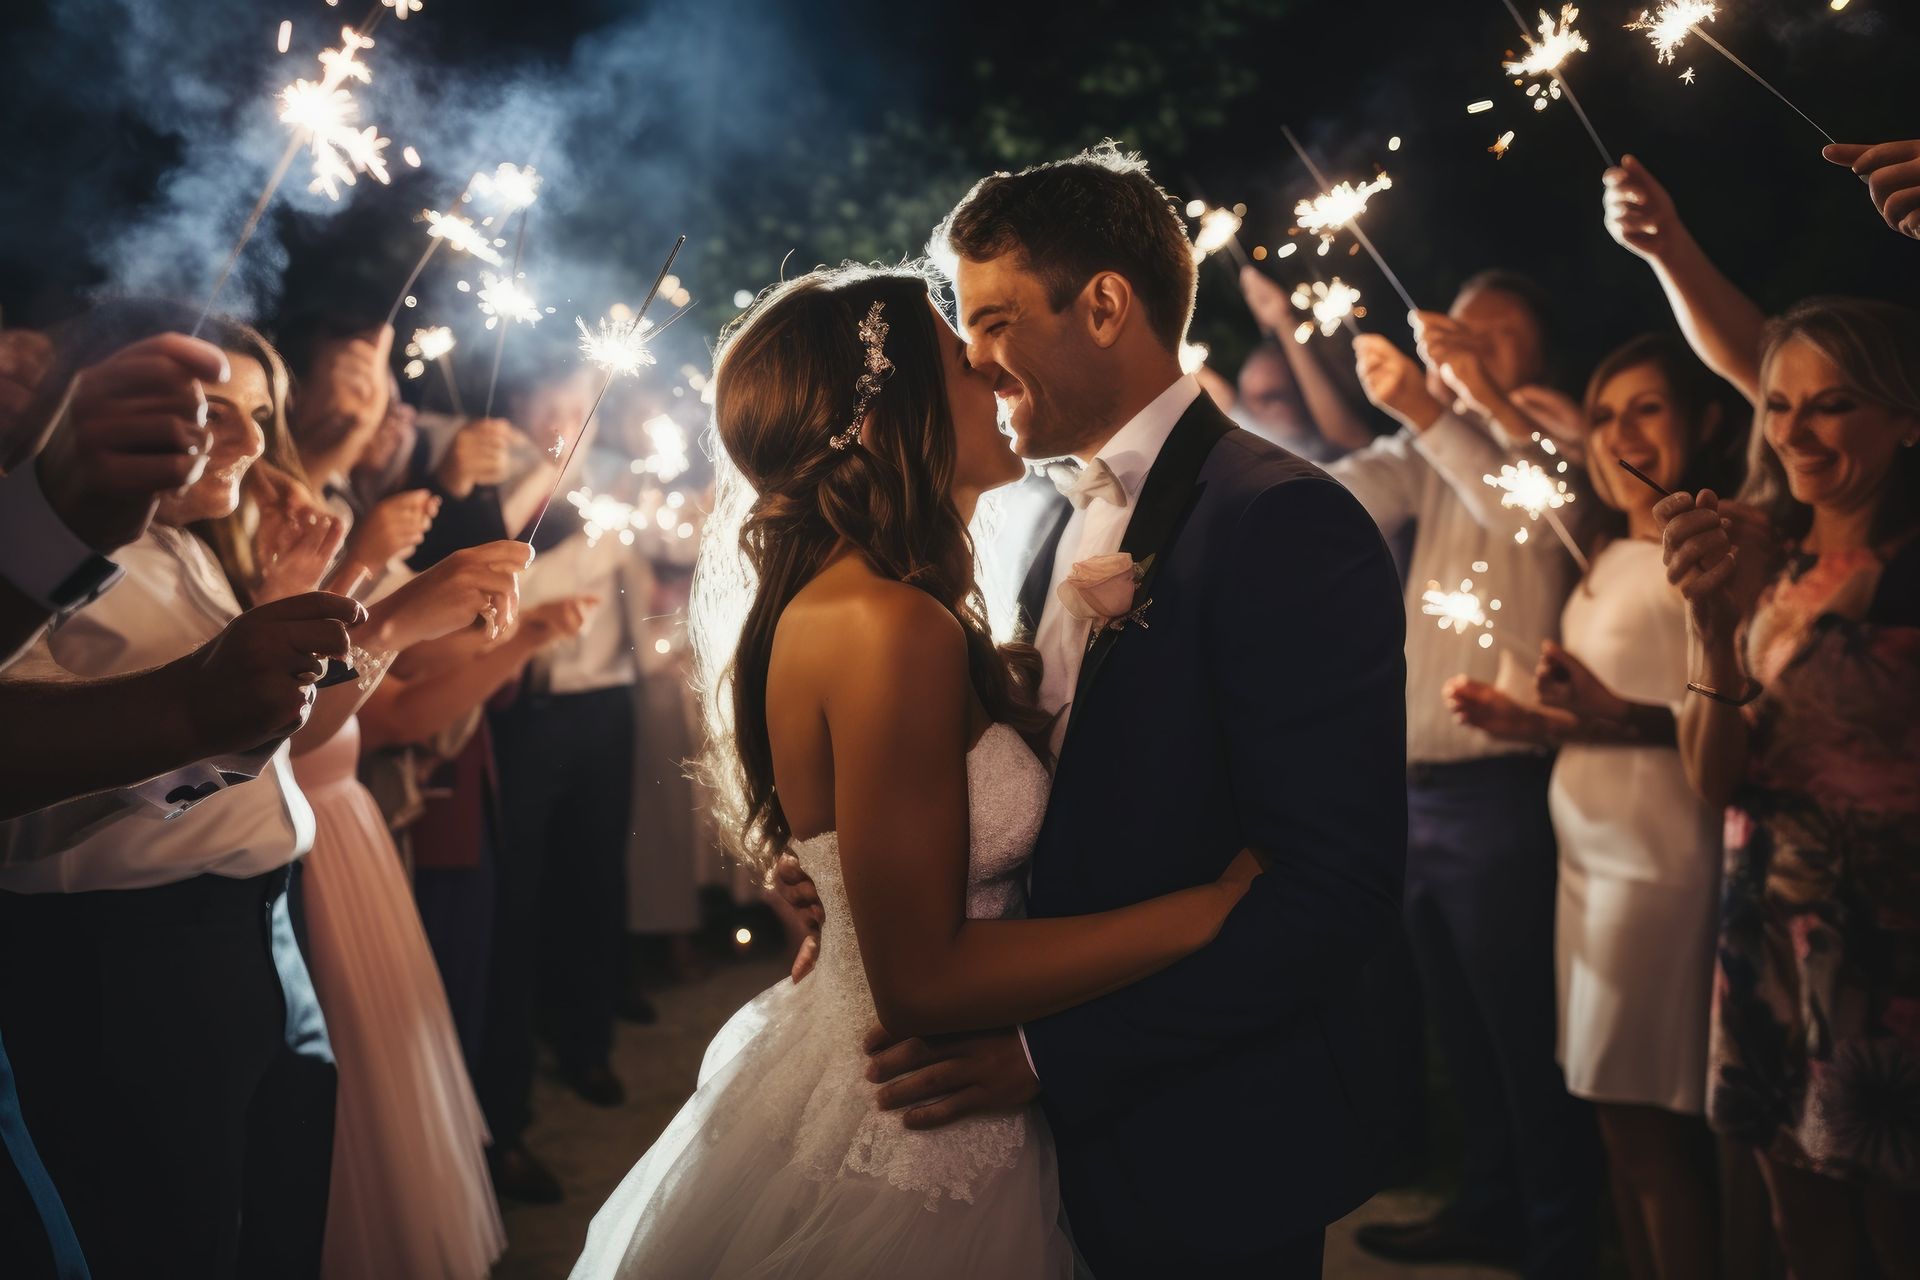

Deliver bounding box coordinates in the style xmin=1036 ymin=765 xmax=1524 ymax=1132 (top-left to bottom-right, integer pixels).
xmin=2 ymin=0 xmax=1916 ymax=394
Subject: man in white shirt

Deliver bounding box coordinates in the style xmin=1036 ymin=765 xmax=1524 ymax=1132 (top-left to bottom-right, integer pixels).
xmin=1333 ymin=273 xmax=1600 ymax=1278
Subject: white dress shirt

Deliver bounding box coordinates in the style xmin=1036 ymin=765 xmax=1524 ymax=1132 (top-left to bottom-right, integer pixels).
xmin=520 ymin=529 xmax=649 ymax=696
xmin=1328 ymin=410 xmax=1580 ymax=764
xmin=0 ymin=526 xmax=314 ymax=892
xmin=1035 ymin=374 xmax=1201 ymax=756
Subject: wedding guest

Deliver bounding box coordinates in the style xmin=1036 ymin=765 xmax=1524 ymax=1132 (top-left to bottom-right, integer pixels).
xmin=1658 ymin=297 xmax=1920 ymax=1279
xmin=1823 ymin=139 xmax=1920 ymax=239
xmin=0 ymin=302 xmax=357 ymax=1279
xmin=482 ymin=367 xmax=645 ymax=1202
xmin=1445 ymin=334 xmax=1743 ymax=1280
xmin=1337 ymin=272 xmax=1599 ymax=1276
xmin=201 ymin=346 xmax=534 ymax=1279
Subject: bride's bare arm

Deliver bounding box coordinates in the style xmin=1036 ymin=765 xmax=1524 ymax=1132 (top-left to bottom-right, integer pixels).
xmin=828 ymin=587 xmax=1258 ymax=1040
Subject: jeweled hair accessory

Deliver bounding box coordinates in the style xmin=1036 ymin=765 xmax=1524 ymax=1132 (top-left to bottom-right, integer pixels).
xmin=829 ymin=301 xmax=893 ymax=450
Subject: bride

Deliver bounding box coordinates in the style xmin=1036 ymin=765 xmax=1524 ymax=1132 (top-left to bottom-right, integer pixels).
xmin=570 ymin=264 xmax=1263 ymax=1279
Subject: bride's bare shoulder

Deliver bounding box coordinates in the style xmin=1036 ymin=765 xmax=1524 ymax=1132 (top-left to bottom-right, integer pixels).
xmin=776 ymin=559 xmax=964 ymax=677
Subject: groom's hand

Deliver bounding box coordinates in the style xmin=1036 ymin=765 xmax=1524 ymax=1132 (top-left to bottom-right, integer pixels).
xmin=863 ymin=1023 xmax=1039 ymax=1131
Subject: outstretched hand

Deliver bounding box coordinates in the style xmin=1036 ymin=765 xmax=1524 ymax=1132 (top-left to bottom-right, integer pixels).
xmin=1824 ymin=141 xmax=1920 ymax=239
xmin=1602 ymin=155 xmax=1691 ymax=264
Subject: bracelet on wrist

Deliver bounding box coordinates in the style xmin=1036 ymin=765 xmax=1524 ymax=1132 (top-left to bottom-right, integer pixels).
xmin=1687 ymin=678 xmax=1762 ymax=707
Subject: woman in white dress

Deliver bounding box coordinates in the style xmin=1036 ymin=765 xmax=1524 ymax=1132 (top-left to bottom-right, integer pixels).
xmin=1445 ymin=334 xmax=1745 ymax=1280
xmin=570 ymin=265 xmax=1264 ymax=1279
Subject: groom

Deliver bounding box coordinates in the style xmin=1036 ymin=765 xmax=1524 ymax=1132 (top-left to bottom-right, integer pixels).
xmin=784 ymin=144 xmax=1407 ymax=1275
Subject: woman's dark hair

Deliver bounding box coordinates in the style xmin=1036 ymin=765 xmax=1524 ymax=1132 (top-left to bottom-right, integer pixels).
xmin=25 ymin=298 xmax=304 ymax=601
xmin=1580 ymin=332 xmax=1745 ymax=555
xmin=697 ymin=264 xmax=1048 ymax=874
xmin=931 ymin=141 xmax=1197 ymax=352
xmin=1744 ymin=296 xmax=1920 ymax=548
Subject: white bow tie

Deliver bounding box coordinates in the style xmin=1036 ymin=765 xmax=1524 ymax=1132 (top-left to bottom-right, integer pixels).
xmin=1049 ymin=458 xmax=1127 ymax=511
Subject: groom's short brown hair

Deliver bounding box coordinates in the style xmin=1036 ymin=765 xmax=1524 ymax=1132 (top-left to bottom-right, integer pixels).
xmin=931 ymin=141 xmax=1197 ymax=352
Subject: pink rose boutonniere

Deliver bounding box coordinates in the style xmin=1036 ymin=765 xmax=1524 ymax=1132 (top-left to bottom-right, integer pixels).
xmin=1057 ymin=551 xmax=1155 ymax=648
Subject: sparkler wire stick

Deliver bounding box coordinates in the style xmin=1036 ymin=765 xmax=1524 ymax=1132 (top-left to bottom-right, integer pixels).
xmin=520 ymin=238 xmax=689 ymax=544
xmin=1545 ymin=507 xmax=1590 ymax=572
xmin=437 ymin=353 xmax=464 ymax=417
xmin=1616 ymin=457 xmax=1673 ymax=498
xmin=193 ymin=139 xmax=301 ymax=336
xmin=1494 ymin=0 xmax=1614 ymax=166
xmin=482 ymin=206 xmax=533 ymax=421
xmin=1280 ymin=125 xmax=1419 ymax=316
xmin=1690 ymin=26 xmax=1836 ymax=145
xmin=383 ymin=237 xmax=444 ymax=328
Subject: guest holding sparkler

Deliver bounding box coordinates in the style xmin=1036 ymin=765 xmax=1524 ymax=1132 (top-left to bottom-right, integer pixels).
xmin=1336 ymin=272 xmax=1600 ymax=1276
xmin=1445 ymin=334 xmax=1745 ymax=1280
xmin=1825 ymin=139 xmax=1920 ymax=241
xmin=1238 ymin=263 xmax=1388 ymax=458
xmin=1657 ymin=298 xmax=1920 ymax=1279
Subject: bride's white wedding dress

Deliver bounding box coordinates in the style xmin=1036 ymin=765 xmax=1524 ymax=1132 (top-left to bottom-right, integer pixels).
xmin=570 ymin=723 xmax=1077 ymax=1279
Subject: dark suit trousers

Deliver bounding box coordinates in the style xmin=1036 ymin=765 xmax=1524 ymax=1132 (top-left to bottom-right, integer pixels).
xmin=1404 ymin=755 xmax=1599 ymax=1280
xmin=0 ymin=867 xmax=336 ymax=1280
xmin=481 ymin=687 xmax=635 ymax=1145
xmin=1077 ymin=1229 xmax=1324 ymax=1279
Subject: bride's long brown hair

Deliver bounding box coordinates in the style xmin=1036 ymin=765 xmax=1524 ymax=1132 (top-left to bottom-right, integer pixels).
xmin=694 ymin=264 xmax=1047 ymax=876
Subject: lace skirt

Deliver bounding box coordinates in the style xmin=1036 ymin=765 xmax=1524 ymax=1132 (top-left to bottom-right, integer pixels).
xmin=570 ymin=974 xmax=1077 ymax=1279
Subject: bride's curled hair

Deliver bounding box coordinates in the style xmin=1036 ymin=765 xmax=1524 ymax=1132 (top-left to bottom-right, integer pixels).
xmin=692 ymin=264 xmax=1047 ymax=877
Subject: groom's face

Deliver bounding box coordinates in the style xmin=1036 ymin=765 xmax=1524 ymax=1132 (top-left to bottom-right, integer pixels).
xmin=954 ymin=253 xmax=1108 ymax=461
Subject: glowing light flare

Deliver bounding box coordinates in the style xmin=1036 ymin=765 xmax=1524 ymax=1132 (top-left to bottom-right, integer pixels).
xmin=1490 ymin=130 xmax=1516 ymax=158
xmin=381 ymin=0 xmax=424 ymax=18
xmin=408 ymin=326 xmax=455 ymax=361
xmin=277 ymin=26 xmax=390 ymax=204
xmin=1503 ymin=6 xmax=1590 ymax=81
xmin=567 ymin=487 xmax=644 ymax=548
xmin=575 ymin=313 xmax=657 ymax=378
xmin=1627 ymin=1 xmax=1716 ymax=65
xmin=402 ymin=145 xmax=421 ymax=166
xmin=1290 ymin=278 xmax=1365 ymax=338
xmin=1468 ymin=99 xmax=1496 ymax=114
xmin=1294 ymin=173 xmax=1393 ymax=246
xmin=1421 ymin=578 xmax=1504 ymax=650
xmin=277 ymin=20 xmax=292 ymax=53
xmin=476 ymin=273 xmax=541 ymax=328
xmin=1191 ymin=206 xmax=1243 ymax=262
xmin=636 ymin=415 xmax=691 ymax=483
xmin=472 ymin=163 xmax=541 ymax=211
xmin=1484 ymin=459 xmax=1576 ymax=520
xmin=1178 ymin=342 xmax=1209 ymax=375
xmin=424 ymin=209 xmax=504 ymax=265
xmin=1680 ymin=66 xmax=1696 ymax=84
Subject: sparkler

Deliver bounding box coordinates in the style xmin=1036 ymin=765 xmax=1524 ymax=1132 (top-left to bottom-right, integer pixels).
xmin=1616 ymin=457 xmax=1673 ymax=498
xmin=575 ymin=313 xmax=658 ymax=379
xmin=1497 ymin=2 xmax=1613 ymax=165
xmin=381 ymin=202 xmax=503 ymax=328
xmin=1191 ymin=205 xmax=1250 ymax=267
xmin=1420 ymin=576 xmax=1510 ymax=653
xmin=567 ymin=488 xmax=643 ymax=547
xmin=195 ymin=20 xmax=395 ymax=333
xmin=1280 ymin=125 xmax=1418 ymax=317
xmin=1290 ymin=278 xmax=1366 ymax=342
xmin=1627 ymin=2 xmax=1835 ymax=143
xmin=1484 ymin=458 xmax=1589 ymax=569
xmin=481 ymin=164 xmax=542 ymax=420
xmin=1490 ymin=130 xmax=1517 ymax=158
xmin=404 ymin=326 xmax=462 ymax=414
xmin=521 ymin=236 xmax=688 ymax=545
xmin=476 ymin=272 xmax=541 ymax=329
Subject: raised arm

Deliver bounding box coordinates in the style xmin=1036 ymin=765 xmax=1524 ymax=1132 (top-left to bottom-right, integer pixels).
xmin=1238 ymin=265 xmax=1378 ymax=453
xmin=1604 ymin=156 xmax=1766 ymax=402
xmin=831 ymin=589 xmax=1259 ymax=1040
xmin=1018 ymin=480 xmax=1406 ymax=1127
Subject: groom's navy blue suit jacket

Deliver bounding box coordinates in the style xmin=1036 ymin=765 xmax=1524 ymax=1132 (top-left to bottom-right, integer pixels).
xmin=1020 ymin=395 xmax=1407 ymax=1269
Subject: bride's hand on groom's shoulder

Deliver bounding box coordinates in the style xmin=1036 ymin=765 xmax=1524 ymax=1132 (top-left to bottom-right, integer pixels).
xmin=773 ymin=854 xmax=824 ymax=983
xmin=863 ymin=1023 xmax=1039 ymax=1131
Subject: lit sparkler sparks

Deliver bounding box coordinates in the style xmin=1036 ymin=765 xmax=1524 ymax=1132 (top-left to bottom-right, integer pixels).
xmin=1421 ymin=577 xmax=1504 ymax=650
xmin=567 ymin=488 xmax=642 ymax=547
xmin=381 ymin=0 xmax=424 ymax=18
xmin=1178 ymin=341 xmax=1209 ymax=375
xmin=1294 ymin=173 xmax=1394 ymax=245
xmin=278 ymin=27 xmax=390 ymax=203
xmin=1627 ymin=1 xmax=1716 ymax=65
xmin=1289 ymin=278 xmax=1365 ymax=341
xmin=423 ymin=208 xmax=505 ymax=265
xmin=1680 ymin=66 xmax=1696 ymax=84
xmin=1503 ymin=5 xmax=1590 ymax=79
xmin=472 ymin=163 xmax=542 ymax=211
xmin=1484 ymin=458 xmax=1575 ymax=519
xmin=1490 ymin=130 xmax=1517 ymax=157
xmin=476 ymin=273 xmax=541 ymax=329
xmin=409 ymin=326 xmax=455 ymax=362
xmin=277 ymin=20 xmax=292 ymax=53
xmin=636 ymin=415 xmax=691 ymax=483
xmin=575 ymin=313 xmax=658 ymax=378
xmin=1191 ymin=206 xmax=1243 ymax=263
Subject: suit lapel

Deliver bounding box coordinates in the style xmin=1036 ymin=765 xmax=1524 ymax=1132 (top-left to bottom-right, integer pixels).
xmin=1017 ymin=496 xmax=1074 ymax=640
xmin=1066 ymin=397 xmax=1233 ymax=730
